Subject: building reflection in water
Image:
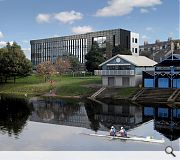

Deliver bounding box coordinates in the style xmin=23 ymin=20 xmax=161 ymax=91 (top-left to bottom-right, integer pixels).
xmin=30 ymin=98 xmax=91 ymax=129
xmin=30 ymin=98 xmax=150 ymax=132
xmin=143 ymin=104 xmax=180 ymax=141
xmin=0 ymin=95 xmax=33 ymax=138
xmin=84 ymin=100 xmax=149 ymax=131
xmin=1 ymin=95 xmax=178 ymax=141
xmin=30 ymin=98 xmax=180 ymax=141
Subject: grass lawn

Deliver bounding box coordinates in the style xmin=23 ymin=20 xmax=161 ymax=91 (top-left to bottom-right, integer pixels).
xmin=55 ymin=76 xmax=101 ymax=96
xmin=0 ymin=75 xmax=101 ymax=98
xmin=116 ymin=87 xmax=137 ymax=98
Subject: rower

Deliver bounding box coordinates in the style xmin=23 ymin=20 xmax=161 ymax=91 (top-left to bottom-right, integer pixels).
xmin=110 ymin=126 xmax=116 ymax=136
xmin=119 ymin=127 xmax=127 ymax=137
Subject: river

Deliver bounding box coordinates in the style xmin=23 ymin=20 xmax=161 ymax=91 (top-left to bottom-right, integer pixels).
xmin=0 ymin=95 xmax=179 ymax=151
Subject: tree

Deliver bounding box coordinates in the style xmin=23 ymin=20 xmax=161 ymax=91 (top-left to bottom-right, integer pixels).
xmin=85 ymin=42 xmax=105 ymax=72
xmin=0 ymin=42 xmax=32 ymax=83
xmin=68 ymin=55 xmax=81 ymax=72
xmin=55 ymin=57 xmax=71 ymax=75
xmin=36 ymin=61 xmax=56 ymax=82
xmin=112 ymin=45 xmax=131 ymax=57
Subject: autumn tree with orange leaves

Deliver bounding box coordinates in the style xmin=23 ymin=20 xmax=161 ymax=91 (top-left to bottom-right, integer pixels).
xmin=36 ymin=61 xmax=56 ymax=82
xmin=55 ymin=57 xmax=71 ymax=75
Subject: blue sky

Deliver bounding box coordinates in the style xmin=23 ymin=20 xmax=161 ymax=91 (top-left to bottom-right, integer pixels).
xmin=0 ymin=0 xmax=179 ymax=59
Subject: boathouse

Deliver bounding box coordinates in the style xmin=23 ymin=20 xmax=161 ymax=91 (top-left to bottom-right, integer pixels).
xmin=95 ymin=54 xmax=157 ymax=87
xmin=143 ymin=54 xmax=180 ymax=88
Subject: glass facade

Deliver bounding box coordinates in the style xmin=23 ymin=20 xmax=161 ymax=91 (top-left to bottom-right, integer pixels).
xmin=31 ymin=28 xmax=138 ymax=67
xmin=94 ymin=36 xmax=106 ymax=48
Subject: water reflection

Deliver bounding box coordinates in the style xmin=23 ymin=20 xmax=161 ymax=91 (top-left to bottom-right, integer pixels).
xmin=30 ymin=98 xmax=180 ymax=141
xmin=0 ymin=95 xmax=33 ymax=138
xmin=143 ymin=104 xmax=180 ymax=141
xmin=30 ymin=98 xmax=91 ymax=129
xmin=0 ymin=96 xmax=179 ymax=142
xmin=85 ymin=100 xmax=148 ymax=131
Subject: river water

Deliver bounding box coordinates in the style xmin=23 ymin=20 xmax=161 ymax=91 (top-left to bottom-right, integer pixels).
xmin=0 ymin=95 xmax=179 ymax=151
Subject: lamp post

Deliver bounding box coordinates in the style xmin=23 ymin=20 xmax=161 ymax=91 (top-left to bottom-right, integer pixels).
xmin=171 ymin=41 xmax=174 ymax=60
xmin=170 ymin=66 xmax=173 ymax=88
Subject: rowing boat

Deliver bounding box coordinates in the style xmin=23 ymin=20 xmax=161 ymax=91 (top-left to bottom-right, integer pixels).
xmin=82 ymin=133 xmax=165 ymax=144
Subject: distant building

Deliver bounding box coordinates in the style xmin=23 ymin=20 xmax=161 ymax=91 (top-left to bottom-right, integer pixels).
xmin=95 ymin=54 xmax=157 ymax=87
xmin=30 ymin=28 xmax=139 ymax=67
xmin=140 ymin=38 xmax=180 ymax=62
xmin=143 ymin=54 xmax=180 ymax=88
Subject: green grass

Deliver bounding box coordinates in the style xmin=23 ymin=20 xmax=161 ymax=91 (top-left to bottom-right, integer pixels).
xmin=55 ymin=76 xmax=101 ymax=96
xmin=0 ymin=75 xmax=101 ymax=98
xmin=116 ymin=87 xmax=137 ymax=98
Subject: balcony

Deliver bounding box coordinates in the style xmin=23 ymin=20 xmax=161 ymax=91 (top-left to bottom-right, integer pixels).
xmin=94 ymin=70 xmax=135 ymax=76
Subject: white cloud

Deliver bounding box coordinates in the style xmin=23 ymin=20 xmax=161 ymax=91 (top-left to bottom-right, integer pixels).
xmin=0 ymin=31 xmax=4 ymax=38
xmin=95 ymin=0 xmax=162 ymax=17
xmin=168 ymin=32 xmax=174 ymax=37
xmin=0 ymin=41 xmax=6 ymax=47
xmin=0 ymin=41 xmax=13 ymax=47
xmin=72 ymin=26 xmax=93 ymax=34
xmin=36 ymin=10 xmax=83 ymax=24
xmin=152 ymin=7 xmax=157 ymax=11
xmin=53 ymin=34 xmax=61 ymax=37
xmin=36 ymin=14 xmax=51 ymax=23
xmin=54 ymin=10 xmax=83 ymax=24
xmin=146 ymin=27 xmax=153 ymax=32
xmin=22 ymin=48 xmax=31 ymax=60
xmin=22 ymin=40 xmax=29 ymax=43
xmin=140 ymin=8 xmax=149 ymax=13
xmin=142 ymin=35 xmax=148 ymax=40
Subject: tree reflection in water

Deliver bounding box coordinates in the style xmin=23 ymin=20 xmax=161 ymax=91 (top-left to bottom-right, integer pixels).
xmin=31 ymin=98 xmax=80 ymax=124
xmin=0 ymin=95 xmax=33 ymax=138
xmin=84 ymin=100 xmax=101 ymax=132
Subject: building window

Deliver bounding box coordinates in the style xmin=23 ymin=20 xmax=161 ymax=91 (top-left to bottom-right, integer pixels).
xmin=94 ymin=36 xmax=106 ymax=48
xmin=132 ymin=38 xmax=134 ymax=43
xmin=158 ymin=108 xmax=168 ymax=118
xmin=113 ymin=35 xmax=115 ymax=47
xmin=135 ymin=38 xmax=138 ymax=43
xmin=135 ymin=48 xmax=137 ymax=53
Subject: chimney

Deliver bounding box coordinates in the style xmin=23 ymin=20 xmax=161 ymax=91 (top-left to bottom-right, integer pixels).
xmin=168 ymin=37 xmax=172 ymax=42
xmin=144 ymin=41 xmax=148 ymax=45
xmin=155 ymin=39 xmax=160 ymax=44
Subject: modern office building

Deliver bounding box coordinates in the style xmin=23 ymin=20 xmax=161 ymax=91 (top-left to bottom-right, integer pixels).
xmin=30 ymin=28 xmax=139 ymax=67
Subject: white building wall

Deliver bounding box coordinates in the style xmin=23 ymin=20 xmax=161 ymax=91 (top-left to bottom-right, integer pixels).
xmin=130 ymin=32 xmax=139 ymax=56
xmin=135 ymin=75 xmax=142 ymax=86
xmin=102 ymin=76 xmax=108 ymax=86
xmin=102 ymin=75 xmax=143 ymax=87
xmin=129 ymin=76 xmax=136 ymax=86
xmin=115 ymin=76 xmax=122 ymax=86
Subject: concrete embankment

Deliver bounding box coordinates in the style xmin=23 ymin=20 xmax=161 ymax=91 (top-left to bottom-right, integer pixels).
xmin=93 ymin=87 xmax=180 ymax=105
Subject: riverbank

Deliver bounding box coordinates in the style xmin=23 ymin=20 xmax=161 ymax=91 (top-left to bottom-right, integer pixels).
xmin=1 ymin=75 xmax=180 ymax=106
xmin=0 ymin=74 xmax=101 ymax=99
xmin=96 ymin=87 xmax=180 ymax=106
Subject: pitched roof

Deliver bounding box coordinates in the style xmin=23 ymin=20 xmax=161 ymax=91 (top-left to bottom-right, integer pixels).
xmin=99 ymin=54 xmax=157 ymax=67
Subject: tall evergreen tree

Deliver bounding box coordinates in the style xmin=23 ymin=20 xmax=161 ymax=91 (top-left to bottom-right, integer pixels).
xmin=112 ymin=45 xmax=131 ymax=57
xmin=68 ymin=55 xmax=81 ymax=72
xmin=85 ymin=42 xmax=105 ymax=72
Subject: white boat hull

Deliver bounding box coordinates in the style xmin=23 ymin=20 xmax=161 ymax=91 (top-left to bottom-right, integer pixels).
xmin=82 ymin=133 xmax=165 ymax=144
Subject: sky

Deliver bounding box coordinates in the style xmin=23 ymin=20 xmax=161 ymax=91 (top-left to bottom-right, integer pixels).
xmin=0 ymin=0 xmax=179 ymax=59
